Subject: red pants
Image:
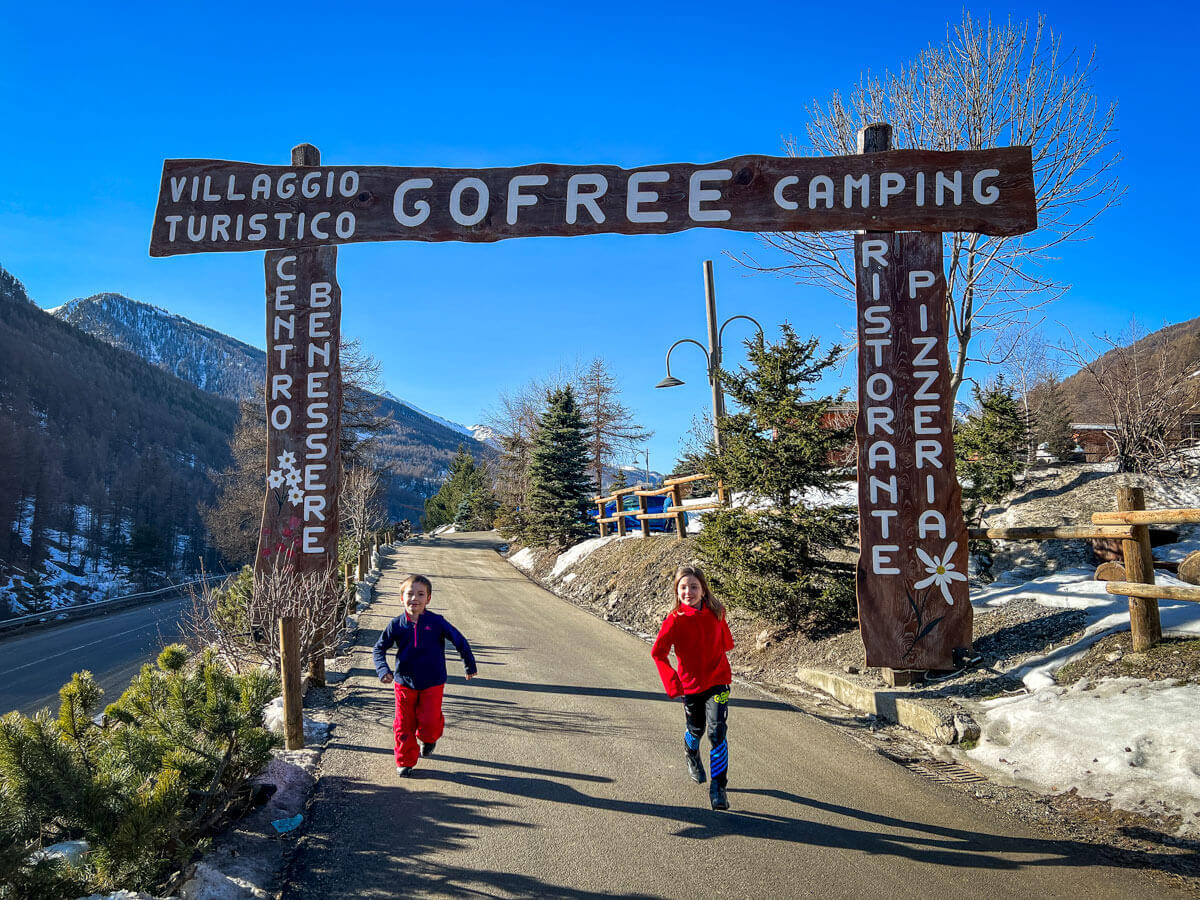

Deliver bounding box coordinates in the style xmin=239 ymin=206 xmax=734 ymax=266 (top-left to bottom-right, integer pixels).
xmin=392 ymin=682 xmax=445 ymax=767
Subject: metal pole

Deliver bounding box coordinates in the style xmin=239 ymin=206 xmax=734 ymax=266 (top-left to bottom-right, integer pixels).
xmin=703 ymin=260 xmax=724 ymax=454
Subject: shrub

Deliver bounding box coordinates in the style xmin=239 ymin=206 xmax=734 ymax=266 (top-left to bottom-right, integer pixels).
xmin=0 ymin=646 xmax=279 ymax=898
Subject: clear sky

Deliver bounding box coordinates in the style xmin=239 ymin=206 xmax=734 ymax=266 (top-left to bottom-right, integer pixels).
xmin=1 ymin=0 xmax=1195 ymax=474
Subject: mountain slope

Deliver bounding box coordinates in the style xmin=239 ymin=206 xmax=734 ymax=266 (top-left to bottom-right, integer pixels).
xmin=0 ymin=267 xmax=238 ymax=610
xmin=1058 ymin=315 xmax=1200 ymax=422
xmin=52 ymin=294 xmax=497 ymax=522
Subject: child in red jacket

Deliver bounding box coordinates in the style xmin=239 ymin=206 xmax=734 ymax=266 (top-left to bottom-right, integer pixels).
xmin=651 ymin=564 xmax=734 ymax=810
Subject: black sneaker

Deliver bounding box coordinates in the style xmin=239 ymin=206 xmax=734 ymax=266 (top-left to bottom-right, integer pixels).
xmin=396 ymin=765 xmax=413 ymax=777
xmin=420 ymin=741 xmax=437 ymax=758
xmin=685 ymin=751 xmax=706 ymax=784
xmin=710 ymin=782 xmax=729 ymax=810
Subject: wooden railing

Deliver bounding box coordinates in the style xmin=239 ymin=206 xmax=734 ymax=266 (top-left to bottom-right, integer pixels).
xmin=969 ymin=486 xmax=1200 ymax=651
xmin=592 ymin=472 xmax=727 ymax=540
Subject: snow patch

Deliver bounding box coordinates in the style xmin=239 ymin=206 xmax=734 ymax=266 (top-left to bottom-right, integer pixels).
xmin=509 ymin=548 xmax=537 ymax=572
xmin=550 ymin=535 xmax=619 ymax=579
xmin=968 ymin=678 xmax=1200 ymax=834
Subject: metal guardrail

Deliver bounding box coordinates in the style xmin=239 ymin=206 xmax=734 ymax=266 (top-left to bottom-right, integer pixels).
xmin=0 ymin=575 xmax=226 ymax=638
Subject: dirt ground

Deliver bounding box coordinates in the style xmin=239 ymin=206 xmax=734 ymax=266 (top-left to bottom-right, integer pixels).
xmin=503 ymin=497 xmax=1200 ymax=891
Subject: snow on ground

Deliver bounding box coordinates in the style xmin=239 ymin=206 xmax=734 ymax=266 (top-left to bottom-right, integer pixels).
xmin=972 ymin=567 xmax=1200 ymax=690
xmin=964 ymin=558 xmax=1200 ymax=833
xmin=968 ymin=679 xmax=1200 ymax=834
xmin=509 ymin=548 xmax=537 ymax=572
xmin=549 ymin=535 xmax=622 ymax=579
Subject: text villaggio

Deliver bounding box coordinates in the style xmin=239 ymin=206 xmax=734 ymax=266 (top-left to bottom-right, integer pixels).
xmin=150 ymin=148 xmax=1037 ymax=256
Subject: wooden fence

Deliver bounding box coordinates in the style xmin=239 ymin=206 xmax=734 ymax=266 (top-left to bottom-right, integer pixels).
xmin=968 ymin=486 xmax=1200 ymax=651
xmin=593 ymin=472 xmax=728 ymax=540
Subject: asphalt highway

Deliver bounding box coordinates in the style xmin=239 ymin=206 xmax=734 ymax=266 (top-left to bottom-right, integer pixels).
xmin=282 ymin=534 xmax=1178 ymax=899
xmin=0 ymin=595 xmax=189 ymax=717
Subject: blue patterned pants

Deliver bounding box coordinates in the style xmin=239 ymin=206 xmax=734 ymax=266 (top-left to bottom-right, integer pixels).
xmin=683 ymin=684 xmax=730 ymax=786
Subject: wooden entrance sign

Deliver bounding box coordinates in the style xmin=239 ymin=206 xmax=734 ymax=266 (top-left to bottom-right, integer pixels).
xmin=149 ymin=148 xmax=1036 ymax=256
xmin=152 ymin=132 xmax=1038 ymax=713
xmin=854 ymin=232 xmax=971 ymax=668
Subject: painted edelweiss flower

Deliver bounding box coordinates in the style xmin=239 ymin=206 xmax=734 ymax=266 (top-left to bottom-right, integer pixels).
xmin=287 ymin=486 xmax=305 ymax=505
xmin=277 ymin=451 xmax=297 ymax=470
xmin=285 ymin=468 xmax=302 ymax=487
xmin=914 ymin=541 xmax=967 ymax=605
xmin=267 ymin=469 xmax=285 ymax=488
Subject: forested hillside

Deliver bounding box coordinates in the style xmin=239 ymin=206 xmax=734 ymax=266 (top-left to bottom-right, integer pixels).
xmin=0 ymin=267 xmax=237 ymax=611
xmin=53 ymin=293 xmax=497 ymax=523
xmin=1057 ymin=316 xmax=1200 ymax=421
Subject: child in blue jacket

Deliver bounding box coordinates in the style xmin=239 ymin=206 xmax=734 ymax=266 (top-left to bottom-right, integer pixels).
xmin=373 ymin=574 xmax=476 ymax=776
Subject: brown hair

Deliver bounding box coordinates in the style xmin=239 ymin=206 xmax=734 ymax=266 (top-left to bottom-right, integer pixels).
xmin=670 ymin=565 xmax=725 ymax=620
xmin=400 ymin=574 xmax=433 ymax=595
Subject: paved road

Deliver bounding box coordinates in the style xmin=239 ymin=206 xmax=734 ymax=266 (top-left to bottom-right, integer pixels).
xmin=283 ymin=534 xmax=1179 ymax=899
xmin=0 ymin=596 xmax=189 ymax=717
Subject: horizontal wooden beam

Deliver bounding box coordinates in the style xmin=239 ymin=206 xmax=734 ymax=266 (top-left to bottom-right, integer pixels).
xmin=667 ymin=503 xmax=725 ymax=513
xmin=968 ymin=525 xmax=1135 ymax=541
xmin=662 ymin=473 xmax=713 ymax=487
xmin=635 ymin=512 xmax=678 ymax=520
xmin=634 ymin=488 xmax=672 ymax=497
xmin=1092 ymin=508 xmax=1200 ymax=526
xmin=1105 ymin=581 xmax=1200 ymax=603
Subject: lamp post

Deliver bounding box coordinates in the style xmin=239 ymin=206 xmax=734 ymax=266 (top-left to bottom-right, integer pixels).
xmin=656 ymin=259 xmax=762 ymax=457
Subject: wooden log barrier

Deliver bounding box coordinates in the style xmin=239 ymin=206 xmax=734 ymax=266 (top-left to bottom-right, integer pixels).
xmin=1118 ymin=487 xmax=1162 ymax=651
xmin=1092 ymin=507 xmax=1200 ymax=526
xmin=279 ymin=616 xmax=305 ymax=750
xmin=968 ymin=526 xmax=1135 ymax=541
xmin=1106 ymin=581 xmax=1200 ymax=604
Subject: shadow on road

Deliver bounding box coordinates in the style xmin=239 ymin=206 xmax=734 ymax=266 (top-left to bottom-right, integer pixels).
xmin=285 ymin=775 xmax=656 ymax=899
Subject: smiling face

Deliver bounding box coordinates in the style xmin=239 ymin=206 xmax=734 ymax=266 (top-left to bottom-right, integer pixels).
xmin=402 ymin=580 xmax=430 ymax=619
xmin=676 ymin=574 xmax=704 ymax=609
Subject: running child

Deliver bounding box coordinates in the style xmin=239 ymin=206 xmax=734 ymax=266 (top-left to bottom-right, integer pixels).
xmin=650 ymin=564 xmax=735 ymax=810
xmin=373 ymin=574 xmax=477 ymax=776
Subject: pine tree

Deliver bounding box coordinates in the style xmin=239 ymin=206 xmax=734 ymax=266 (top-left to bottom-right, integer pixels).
xmin=525 ymin=387 xmax=594 ymax=549
xmin=696 ymin=325 xmax=856 ymax=630
xmin=1032 ymin=375 xmax=1075 ymax=461
xmin=423 ymin=445 xmax=496 ymax=532
xmin=955 ymin=378 xmax=1029 ymax=525
xmin=610 ymin=467 xmax=628 ymax=491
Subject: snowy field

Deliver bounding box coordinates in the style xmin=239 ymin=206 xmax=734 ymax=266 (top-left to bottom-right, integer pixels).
xmin=966 ymin=565 xmax=1200 ymax=833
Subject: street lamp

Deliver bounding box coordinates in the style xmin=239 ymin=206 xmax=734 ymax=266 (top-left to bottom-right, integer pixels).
xmin=656 ymin=260 xmax=762 ymax=456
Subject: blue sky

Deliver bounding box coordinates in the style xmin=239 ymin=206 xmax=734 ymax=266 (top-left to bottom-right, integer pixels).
xmin=1 ymin=0 xmax=1195 ymax=474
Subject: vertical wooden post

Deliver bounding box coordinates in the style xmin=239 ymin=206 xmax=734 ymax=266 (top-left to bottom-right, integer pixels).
xmin=279 ymin=616 xmax=304 ymax=749
xmin=857 ymin=123 xmax=920 ymax=687
xmin=616 ymin=492 xmax=627 ymax=537
xmin=597 ymin=500 xmax=608 ymax=537
xmin=639 ymin=493 xmax=650 ymax=538
xmin=717 ymin=479 xmax=729 ymax=507
xmin=309 ymin=626 xmax=325 ymax=687
xmin=672 ymin=483 xmax=687 ymax=539
xmin=1118 ymin=487 xmax=1162 ymax=651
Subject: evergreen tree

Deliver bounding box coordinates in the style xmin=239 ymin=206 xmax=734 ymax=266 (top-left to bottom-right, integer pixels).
xmin=955 ymin=378 xmax=1029 ymax=525
xmin=422 ymin=445 xmax=496 ymax=532
xmin=696 ymin=325 xmax=856 ymax=630
xmin=525 ymin=387 xmax=594 ymax=549
xmin=1032 ymin=375 xmax=1075 ymax=461
xmin=610 ymin=467 xmax=628 ymax=491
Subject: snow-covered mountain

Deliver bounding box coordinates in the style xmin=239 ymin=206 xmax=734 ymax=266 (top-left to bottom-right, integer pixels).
xmin=54 ymin=294 xmax=265 ymax=401
xmin=51 ymin=293 xmax=496 ymax=521
xmin=381 ymin=392 xmax=498 ymax=448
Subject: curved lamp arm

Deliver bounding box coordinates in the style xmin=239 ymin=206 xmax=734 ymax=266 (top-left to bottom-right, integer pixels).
xmin=657 ymin=338 xmax=710 ymax=387
xmin=718 ymin=314 xmax=764 ymax=350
